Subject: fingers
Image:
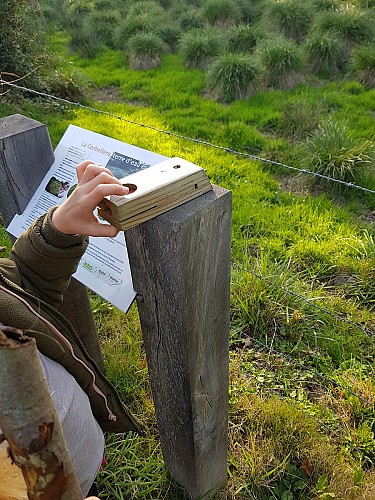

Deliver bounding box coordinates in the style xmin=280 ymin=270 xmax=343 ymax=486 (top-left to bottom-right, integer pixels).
xmin=80 ymin=163 xmax=116 ymax=185
xmin=75 ymin=160 xmax=95 ymax=183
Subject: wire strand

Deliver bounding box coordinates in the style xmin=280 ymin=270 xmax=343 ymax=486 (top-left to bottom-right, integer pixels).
xmin=2 ymin=80 xmax=375 ymax=195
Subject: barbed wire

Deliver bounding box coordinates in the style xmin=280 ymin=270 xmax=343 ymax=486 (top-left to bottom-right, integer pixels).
xmin=232 ymin=262 xmax=375 ymax=339
xmin=1 ymin=80 xmax=375 ymax=196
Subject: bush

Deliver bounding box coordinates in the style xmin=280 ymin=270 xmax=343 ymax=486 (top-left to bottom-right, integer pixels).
xmin=179 ymin=30 xmax=222 ymax=69
xmin=206 ymin=53 xmax=261 ymax=103
xmin=200 ymin=0 xmax=240 ymax=27
xmin=0 ymin=1 xmax=46 ymax=84
xmin=262 ymin=0 xmax=313 ymax=43
xmin=227 ymin=24 xmax=258 ymax=53
xmin=350 ymin=43 xmax=375 ymax=87
xmin=259 ymin=37 xmax=304 ymax=90
xmin=298 ymin=118 xmax=375 ymax=185
xmin=304 ymin=30 xmax=346 ymax=76
xmin=128 ymin=32 xmax=166 ymax=70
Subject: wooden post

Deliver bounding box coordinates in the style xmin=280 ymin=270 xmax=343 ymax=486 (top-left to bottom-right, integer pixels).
xmin=0 ymin=114 xmax=103 ymax=369
xmin=125 ymin=185 xmax=232 ymax=499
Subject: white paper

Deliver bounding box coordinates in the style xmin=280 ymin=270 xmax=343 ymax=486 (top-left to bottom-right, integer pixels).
xmin=7 ymin=125 xmax=168 ymax=312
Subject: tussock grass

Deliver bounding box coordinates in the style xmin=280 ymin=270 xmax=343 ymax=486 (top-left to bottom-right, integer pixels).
xmin=128 ymin=33 xmax=166 ymax=70
xmin=350 ymin=43 xmax=375 ymax=88
xmin=298 ymin=117 xmax=375 ymax=185
xmin=304 ymin=29 xmax=346 ymax=76
xmin=179 ymin=29 xmax=223 ymax=69
xmin=258 ymin=37 xmax=304 ymax=90
xmin=206 ymin=53 xmax=261 ymax=103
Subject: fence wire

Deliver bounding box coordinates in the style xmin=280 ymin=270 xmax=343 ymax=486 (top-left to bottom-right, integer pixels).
xmin=1 ymin=79 xmax=375 ymax=196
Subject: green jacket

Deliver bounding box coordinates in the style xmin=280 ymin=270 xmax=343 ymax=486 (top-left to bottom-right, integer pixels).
xmin=0 ymin=208 xmax=142 ymax=434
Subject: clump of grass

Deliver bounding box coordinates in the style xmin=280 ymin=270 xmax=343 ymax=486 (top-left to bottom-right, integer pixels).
xmin=298 ymin=117 xmax=375 ymax=185
xmin=228 ymin=392 xmax=366 ymax=498
xmin=227 ymin=24 xmax=258 ymax=53
xmin=259 ymin=37 xmax=304 ymax=90
xmin=314 ymin=5 xmax=375 ymax=50
xmin=171 ymin=4 xmax=203 ymax=30
xmin=223 ymin=121 xmax=265 ymax=152
xmin=200 ymin=0 xmax=240 ymax=27
xmin=279 ymin=98 xmax=326 ymax=142
xmin=350 ymin=43 xmax=375 ymax=88
xmin=304 ymin=30 xmax=346 ymax=76
xmin=206 ymin=52 xmax=261 ymax=103
xmin=262 ymin=0 xmax=313 ymax=43
xmin=128 ymin=33 xmax=167 ymax=70
xmin=82 ymin=10 xmax=118 ymax=50
xmin=179 ymin=29 xmax=222 ymax=69
xmin=114 ymin=15 xmax=160 ymax=50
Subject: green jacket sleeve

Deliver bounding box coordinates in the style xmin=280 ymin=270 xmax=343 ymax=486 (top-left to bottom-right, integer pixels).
xmin=2 ymin=207 xmax=88 ymax=306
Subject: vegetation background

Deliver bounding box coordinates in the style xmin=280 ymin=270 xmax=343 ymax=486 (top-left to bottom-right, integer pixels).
xmin=1 ymin=0 xmax=375 ymax=498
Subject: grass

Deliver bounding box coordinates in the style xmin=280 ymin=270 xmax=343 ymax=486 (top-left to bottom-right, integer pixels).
xmin=1 ymin=24 xmax=375 ymax=499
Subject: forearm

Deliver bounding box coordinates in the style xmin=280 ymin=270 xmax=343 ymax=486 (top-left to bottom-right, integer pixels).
xmin=9 ymin=207 xmax=88 ymax=305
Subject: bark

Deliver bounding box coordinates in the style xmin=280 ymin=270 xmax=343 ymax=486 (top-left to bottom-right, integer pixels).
xmin=0 ymin=324 xmax=82 ymax=499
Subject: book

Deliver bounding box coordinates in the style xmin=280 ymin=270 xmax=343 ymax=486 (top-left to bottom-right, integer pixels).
xmin=98 ymin=157 xmax=213 ymax=230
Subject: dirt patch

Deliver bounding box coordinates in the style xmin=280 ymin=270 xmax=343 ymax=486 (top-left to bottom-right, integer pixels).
xmin=89 ymin=86 xmax=125 ymax=103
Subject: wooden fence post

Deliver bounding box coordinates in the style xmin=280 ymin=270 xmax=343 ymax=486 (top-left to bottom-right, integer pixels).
xmin=0 ymin=114 xmax=103 ymax=369
xmin=125 ymin=185 xmax=232 ymax=499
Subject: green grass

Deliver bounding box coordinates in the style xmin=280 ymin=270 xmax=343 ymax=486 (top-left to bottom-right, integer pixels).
xmin=1 ymin=23 xmax=375 ymax=499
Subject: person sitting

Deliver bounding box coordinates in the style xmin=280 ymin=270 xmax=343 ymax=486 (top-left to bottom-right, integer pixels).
xmin=0 ymin=161 xmax=142 ymax=498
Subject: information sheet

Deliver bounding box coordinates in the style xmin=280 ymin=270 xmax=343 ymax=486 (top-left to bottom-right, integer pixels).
xmin=7 ymin=125 xmax=168 ymax=312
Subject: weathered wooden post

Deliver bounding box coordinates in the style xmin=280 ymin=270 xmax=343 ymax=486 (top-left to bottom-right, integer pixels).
xmin=125 ymin=185 xmax=232 ymax=498
xmin=0 ymin=114 xmax=103 ymax=369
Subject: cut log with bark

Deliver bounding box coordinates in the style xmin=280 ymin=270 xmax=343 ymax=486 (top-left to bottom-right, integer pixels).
xmin=0 ymin=323 xmax=82 ymax=500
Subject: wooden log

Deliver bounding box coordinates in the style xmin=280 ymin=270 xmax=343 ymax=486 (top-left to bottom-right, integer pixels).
xmin=125 ymin=185 xmax=232 ymax=499
xmin=0 ymin=114 xmax=103 ymax=369
xmin=0 ymin=323 xmax=82 ymax=499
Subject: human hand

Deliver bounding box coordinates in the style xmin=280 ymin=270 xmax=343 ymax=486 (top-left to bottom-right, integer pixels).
xmin=51 ymin=161 xmax=129 ymax=237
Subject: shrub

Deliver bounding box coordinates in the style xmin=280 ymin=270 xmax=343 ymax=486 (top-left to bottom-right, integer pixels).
xmin=206 ymin=53 xmax=261 ymax=103
xmin=128 ymin=32 xmax=166 ymax=70
xmin=262 ymin=0 xmax=313 ymax=43
xmin=227 ymin=24 xmax=258 ymax=53
xmin=298 ymin=118 xmax=375 ymax=185
xmin=350 ymin=43 xmax=375 ymax=87
xmin=179 ymin=30 xmax=222 ymax=69
xmin=200 ymin=0 xmax=240 ymax=27
xmin=0 ymin=0 xmax=46 ymax=83
xmin=259 ymin=37 xmax=304 ymax=90
xmin=314 ymin=6 xmax=375 ymax=50
xmin=304 ymin=30 xmax=346 ymax=76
